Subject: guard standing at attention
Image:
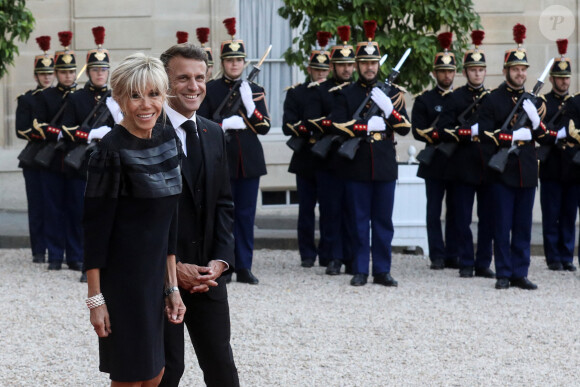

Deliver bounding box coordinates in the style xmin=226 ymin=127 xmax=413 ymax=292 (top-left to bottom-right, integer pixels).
xmin=411 ymin=32 xmax=459 ymax=270
xmin=198 ymin=17 xmax=271 ymax=284
xmin=15 ymin=35 xmax=55 ymax=264
xmin=478 ymin=24 xmax=555 ymax=290
xmin=31 ymin=31 xmax=79 ymax=271
xmin=331 ymin=21 xmax=411 ymax=287
xmin=61 ymin=26 xmax=116 ymax=282
xmin=304 ymin=25 xmax=356 ymax=275
xmin=282 ymin=31 xmax=331 ymax=268
xmin=436 ymin=30 xmax=495 ymax=279
xmin=538 ymin=39 xmax=576 ymax=272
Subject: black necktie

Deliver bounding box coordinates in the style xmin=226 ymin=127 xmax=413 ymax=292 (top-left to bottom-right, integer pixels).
xmin=181 ymin=120 xmax=202 ymax=174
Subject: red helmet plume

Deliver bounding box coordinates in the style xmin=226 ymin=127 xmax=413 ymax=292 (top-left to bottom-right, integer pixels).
xmin=556 ymin=39 xmax=568 ymax=56
xmin=513 ymin=24 xmax=526 ymax=45
xmin=176 ymin=31 xmax=188 ymax=44
xmin=92 ymin=26 xmax=105 ymax=46
xmin=437 ymin=32 xmax=452 ymax=51
xmin=471 ymin=30 xmax=484 ymax=47
xmin=337 ymin=25 xmax=351 ymax=44
xmin=58 ymin=31 xmax=73 ymax=48
xmin=223 ymin=18 xmax=236 ymax=37
xmin=196 ymin=28 xmax=209 ymax=45
xmin=363 ymin=20 xmax=377 ymax=41
xmin=316 ymin=31 xmax=331 ymax=49
xmin=36 ymin=36 xmax=51 ymax=52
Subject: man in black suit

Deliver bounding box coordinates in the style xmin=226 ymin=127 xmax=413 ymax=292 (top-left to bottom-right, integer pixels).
xmin=159 ymin=43 xmax=239 ymax=387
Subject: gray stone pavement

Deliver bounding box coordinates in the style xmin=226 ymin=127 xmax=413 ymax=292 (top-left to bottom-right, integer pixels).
xmin=0 ymin=209 xmax=563 ymax=256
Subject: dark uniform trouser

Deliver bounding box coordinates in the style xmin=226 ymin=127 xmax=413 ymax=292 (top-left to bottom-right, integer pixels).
xmin=424 ymin=178 xmax=458 ymax=262
xmin=454 ymin=182 xmax=494 ymax=269
xmin=160 ymin=291 xmax=239 ymax=387
xmin=296 ymin=174 xmax=318 ymax=262
xmin=316 ymin=170 xmax=353 ymax=267
xmin=346 ymin=180 xmax=396 ymax=276
xmin=540 ymin=180 xmax=579 ymax=265
xmin=22 ymin=167 xmax=47 ymax=256
xmin=230 ymin=177 xmax=259 ymax=271
xmin=41 ymin=169 xmax=84 ymax=264
xmin=491 ymin=183 xmax=535 ymax=279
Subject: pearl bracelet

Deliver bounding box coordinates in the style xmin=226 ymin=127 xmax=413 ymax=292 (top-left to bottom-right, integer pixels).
xmin=86 ymin=293 xmax=105 ymax=309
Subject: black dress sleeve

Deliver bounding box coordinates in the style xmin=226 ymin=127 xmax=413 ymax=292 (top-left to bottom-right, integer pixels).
xmin=83 ymin=147 xmax=121 ymax=270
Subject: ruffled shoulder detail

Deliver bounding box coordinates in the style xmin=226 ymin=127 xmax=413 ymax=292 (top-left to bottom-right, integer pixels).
xmin=85 ymin=147 xmax=121 ymax=198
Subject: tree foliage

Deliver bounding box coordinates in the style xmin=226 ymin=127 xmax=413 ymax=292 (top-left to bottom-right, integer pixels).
xmin=279 ymin=0 xmax=481 ymax=94
xmin=0 ymin=0 xmax=35 ymax=79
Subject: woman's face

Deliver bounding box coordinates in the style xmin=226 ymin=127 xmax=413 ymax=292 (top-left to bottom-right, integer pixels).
xmin=120 ymin=84 xmax=163 ymax=138
xmin=222 ymin=57 xmax=244 ymax=79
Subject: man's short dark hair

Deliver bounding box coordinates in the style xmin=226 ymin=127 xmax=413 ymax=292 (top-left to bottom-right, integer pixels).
xmin=160 ymin=43 xmax=208 ymax=71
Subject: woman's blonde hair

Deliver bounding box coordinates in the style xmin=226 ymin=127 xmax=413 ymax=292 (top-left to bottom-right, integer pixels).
xmin=110 ymin=53 xmax=169 ymax=107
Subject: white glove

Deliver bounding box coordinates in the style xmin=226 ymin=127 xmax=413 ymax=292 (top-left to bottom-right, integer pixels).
xmin=57 ymin=132 xmax=63 ymax=141
xmin=88 ymin=126 xmax=112 ymax=142
xmin=470 ymin=123 xmax=479 ymax=138
xmin=106 ymin=96 xmax=123 ymax=124
xmin=371 ymin=87 xmax=393 ymax=118
xmin=512 ymin=127 xmax=532 ymax=143
xmin=522 ymin=99 xmax=540 ymax=129
xmin=557 ymin=126 xmax=567 ymax=140
xmin=367 ymin=116 xmax=386 ymax=132
xmin=240 ymin=81 xmax=256 ymax=118
xmin=222 ymin=115 xmax=246 ymax=130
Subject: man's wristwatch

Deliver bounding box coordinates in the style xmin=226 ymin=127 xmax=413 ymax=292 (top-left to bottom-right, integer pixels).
xmin=164 ymin=286 xmax=179 ymax=297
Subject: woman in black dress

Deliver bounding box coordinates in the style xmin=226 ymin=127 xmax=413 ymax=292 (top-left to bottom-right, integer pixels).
xmin=84 ymin=53 xmax=186 ymax=386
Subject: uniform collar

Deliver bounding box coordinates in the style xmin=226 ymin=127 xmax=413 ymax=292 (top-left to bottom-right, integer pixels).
xmin=222 ymin=75 xmax=241 ymax=84
xmin=358 ymin=78 xmax=377 ymax=89
xmin=466 ymin=83 xmax=484 ymax=92
xmin=504 ymin=82 xmax=524 ymax=95
xmin=57 ymin=83 xmax=77 ymax=94
xmin=435 ymin=85 xmax=451 ymax=95
xmin=551 ymin=90 xmax=568 ymax=100
xmin=85 ymin=81 xmax=108 ymax=93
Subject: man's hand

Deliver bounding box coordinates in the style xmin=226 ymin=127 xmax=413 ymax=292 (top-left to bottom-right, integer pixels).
xmin=367 ymin=116 xmax=386 ymax=132
xmin=222 ymin=115 xmax=246 ymax=130
xmin=557 ymin=126 xmax=567 ymax=140
xmin=206 ymin=260 xmax=227 ymax=281
xmin=240 ymin=81 xmax=256 ymax=118
xmin=176 ymin=263 xmax=215 ymax=293
xmin=371 ymin=87 xmax=393 ymax=118
xmin=522 ymin=99 xmax=540 ymax=129
xmin=512 ymin=127 xmax=532 ymax=143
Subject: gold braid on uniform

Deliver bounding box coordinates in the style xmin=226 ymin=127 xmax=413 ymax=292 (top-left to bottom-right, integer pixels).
xmin=332 ymin=120 xmax=356 ymax=137
xmin=32 ymin=119 xmax=47 ymax=140
xmin=61 ymin=125 xmax=78 ymax=142
xmin=568 ymin=119 xmax=580 ymax=144
xmin=286 ymin=122 xmax=300 ymax=137
xmin=415 ymin=128 xmax=436 ymax=144
xmin=308 ymin=118 xmax=325 ymax=132
xmin=485 ymin=129 xmax=500 ymax=146
xmin=443 ymin=128 xmax=459 ymax=142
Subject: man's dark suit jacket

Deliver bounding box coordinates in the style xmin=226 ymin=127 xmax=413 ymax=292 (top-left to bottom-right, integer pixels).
xmin=175 ymin=114 xmax=235 ymax=298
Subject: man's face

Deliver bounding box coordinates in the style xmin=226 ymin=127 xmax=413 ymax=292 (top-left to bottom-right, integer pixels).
xmin=222 ymin=57 xmax=244 ymax=79
xmin=504 ymin=65 xmax=527 ymax=88
xmin=88 ymin=67 xmax=109 ymax=88
xmin=332 ymin=62 xmax=355 ymax=82
xmin=307 ymin=67 xmax=329 ymax=82
xmin=357 ymin=61 xmax=379 ymax=83
xmin=166 ymin=56 xmax=207 ymax=118
xmin=56 ymin=69 xmax=76 ymax=87
xmin=35 ymin=72 xmax=54 ymax=88
xmin=433 ymin=69 xmax=455 ymax=89
xmin=550 ymin=76 xmax=571 ymax=95
xmin=464 ymin=66 xmax=486 ymax=87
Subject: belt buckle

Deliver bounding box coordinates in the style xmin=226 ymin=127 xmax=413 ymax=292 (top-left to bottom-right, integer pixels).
xmin=309 ymin=138 xmax=316 ymax=144
xmin=372 ymin=132 xmax=382 ymax=141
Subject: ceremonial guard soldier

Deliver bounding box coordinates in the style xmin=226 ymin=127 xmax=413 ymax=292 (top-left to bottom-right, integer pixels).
xmin=196 ymin=28 xmax=214 ymax=79
xmin=538 ymin=39 xmax=576 ymax=272
xmin=411 ymin=32 xmax=459 ymax=270
xmin=31 ymin=31 xmax=80 ymax=271
xmin=282 ymin=31 xmax=331 ymax=268
xmin=15 ymin=35 xmax=55 ymax=263
xmin=198 ymin=17 xmax=271 ymax=284
xmin=331 ymin=21 xmax=411 ymax=286
xmin=61 ymin=26 xmax=116 ymax=282
xmin=437 ymin=31 xmax=495 ymax=278
xmin=304 ymin=25 xmax=356 ymax=275
xmin=478 ymin=24 xmax=556 ymax=290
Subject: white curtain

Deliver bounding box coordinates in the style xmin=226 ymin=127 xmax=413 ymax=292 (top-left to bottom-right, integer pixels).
xmin=239 ymin=0 xmax=293 ymax=129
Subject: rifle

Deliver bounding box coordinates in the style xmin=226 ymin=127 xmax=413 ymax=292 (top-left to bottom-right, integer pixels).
xmin=64 ymin=90 xmax=112 ymax=170
xmin=286 ymin=136 xmax=306 ymax=152
xmin=488 ymin=58 xmax=554 ymax=173
xmin=536 ymin=101 xmax=566 ymax=163
xmin=338 ymin=49 xmax=411 ymax=160
xmin=437 ymin=90 xmax=489 ymax=158
xmin=212 ymin=45 xmax=272 ymax=122
xmin=415 ymin=115 xmax=440 ymax=165
xmin=33 ymin=98 xmax=71 ymax=168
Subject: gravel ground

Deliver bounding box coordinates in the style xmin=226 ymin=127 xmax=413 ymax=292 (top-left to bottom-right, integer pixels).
xmin=1 ymin=248 xmax=580 ymax=386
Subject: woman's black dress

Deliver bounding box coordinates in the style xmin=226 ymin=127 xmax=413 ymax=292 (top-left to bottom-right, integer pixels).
xmin=83 ymin=123 xmax=182 ymax=382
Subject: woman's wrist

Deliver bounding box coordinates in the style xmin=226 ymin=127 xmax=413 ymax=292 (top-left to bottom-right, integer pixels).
xmin=164 ymin=286 xmax=179 ymax=297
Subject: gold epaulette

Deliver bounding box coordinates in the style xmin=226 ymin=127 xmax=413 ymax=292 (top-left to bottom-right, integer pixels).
xmin=574 ymin=91 xmax=580 ymax=97
xmin=328 ymin=82 xmax=350 ymax=93
xmin=539 ymin=94 xmax=547 ymax=102
xmin=391 ymin=83 xmax=407 ymax=94
xmin=307 ymin=81 xmax=321 ymax=88
xmin=563 ymin=94 xmax=572 ymax=102
xmin=284 ymin=82 xmax=302 ymax=92
xmin=441 ymin=89 xmax=452 ymax=97
xmin=412 ymin=90 xmax=428 ymax=99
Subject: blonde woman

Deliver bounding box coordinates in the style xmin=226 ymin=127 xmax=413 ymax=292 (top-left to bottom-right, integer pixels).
xmin=83 ymin=53 xmax=185 ymax=386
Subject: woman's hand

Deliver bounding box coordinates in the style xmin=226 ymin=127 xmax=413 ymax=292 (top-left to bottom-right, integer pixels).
xmin=90 ymin=304 xmax=112 ymax=337
xmin=165 ymin=292 xmax=186 ymax=324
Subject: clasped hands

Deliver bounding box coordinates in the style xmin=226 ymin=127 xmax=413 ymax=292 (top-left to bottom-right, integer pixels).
xmin=176 ymin=260 xmax=226 ymax=293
